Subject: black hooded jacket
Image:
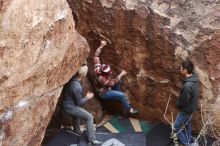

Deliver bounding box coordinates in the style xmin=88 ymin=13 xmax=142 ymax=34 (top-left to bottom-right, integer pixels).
xmin=176 ymin=73 xmax=199 ymax=114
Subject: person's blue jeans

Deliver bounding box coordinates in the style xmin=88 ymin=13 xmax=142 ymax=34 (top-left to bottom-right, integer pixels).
xmin=64 ymin=106 xmax=95 ymax=141
xmin=100 ymin=81 xmax=131 ymax=110
xmin=174 ymin=111 xmax=193 ymax=145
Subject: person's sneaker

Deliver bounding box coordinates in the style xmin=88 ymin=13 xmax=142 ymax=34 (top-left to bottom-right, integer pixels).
xmin=129 ymin=108 xmax=139 ymax=114
xmin=73 ymin=129 xmax=82 ymax=136
xmin=88 ymin=139 xmax=103 ymax=145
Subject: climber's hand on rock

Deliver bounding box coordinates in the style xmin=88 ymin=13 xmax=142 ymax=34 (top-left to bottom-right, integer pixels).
xmin=101 ymin=40 xmax=107 ymax=47
xmin=121 ymin=70 xmax=127 ymax=76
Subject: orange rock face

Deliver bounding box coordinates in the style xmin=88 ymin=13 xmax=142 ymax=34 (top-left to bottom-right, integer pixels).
xmin=68 ymin=0 xmax=220 ymax=135
xmin=0 ymin=0 xmax=89 ymax=145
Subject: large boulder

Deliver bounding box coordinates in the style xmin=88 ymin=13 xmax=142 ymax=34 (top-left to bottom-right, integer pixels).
xmin=68 ymin=0 xmax=220 ymax=135
xmin=0 ymin=0 xmax=89 ymax=145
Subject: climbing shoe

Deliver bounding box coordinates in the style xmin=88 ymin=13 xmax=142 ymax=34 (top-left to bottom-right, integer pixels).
xmin=129 ymin=108 xmax=139 ymax=114
xmin=88 ymin=139 xmax=103 ymax=145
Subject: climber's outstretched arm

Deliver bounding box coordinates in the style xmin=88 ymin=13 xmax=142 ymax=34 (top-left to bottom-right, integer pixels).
xmin=93 ymin=40 xmax=107 ymax=74
xmin=94 ymin=40 xmax=107 ymax=57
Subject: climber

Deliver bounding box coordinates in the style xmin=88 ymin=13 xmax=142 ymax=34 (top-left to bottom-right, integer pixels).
xmin=93 ymin=40 xmax=138 ymax=114
xmin=62 ymin=64 xmax=102 ymax=145
xmin=174 ymin=59 xmax=199 ymax=146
